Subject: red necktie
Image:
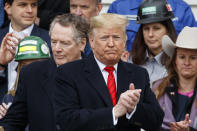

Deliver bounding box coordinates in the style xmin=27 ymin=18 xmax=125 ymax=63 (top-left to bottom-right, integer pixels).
xmin=104 ymin=66 xmax=117 ymax=106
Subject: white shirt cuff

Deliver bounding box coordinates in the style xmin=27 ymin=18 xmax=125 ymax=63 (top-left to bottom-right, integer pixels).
xmin=126 ymin=106 xmax=137 ymax=119
xmin=112 ymin=108 xmax=118 ymax=125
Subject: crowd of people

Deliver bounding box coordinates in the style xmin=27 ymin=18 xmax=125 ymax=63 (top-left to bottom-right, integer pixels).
xmin=0 ymin=0 xmax=196 ymax=131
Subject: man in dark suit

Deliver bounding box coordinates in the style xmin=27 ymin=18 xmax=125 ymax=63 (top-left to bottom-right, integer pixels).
xmin=54 ymin=13 xmax=164 ymax=131
xmin=0 ymin=0 xmax=50 ymax=45
xmin=0 ymin=0 xmax=50 ymax=104
xmin=0 ymin=14 xmax=89 ymax=130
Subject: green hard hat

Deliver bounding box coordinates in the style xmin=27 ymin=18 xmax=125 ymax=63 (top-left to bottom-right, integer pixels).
xmin=15 ymin=36 xmax=50 ymax=61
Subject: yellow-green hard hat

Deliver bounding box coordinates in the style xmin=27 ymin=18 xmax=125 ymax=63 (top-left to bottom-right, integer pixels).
xmin=15 ymin=36 xmax=50 ymax=61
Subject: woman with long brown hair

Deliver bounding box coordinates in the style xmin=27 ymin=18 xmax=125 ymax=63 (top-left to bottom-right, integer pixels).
xmin=130 ymin=0 xmax=177 ymax=87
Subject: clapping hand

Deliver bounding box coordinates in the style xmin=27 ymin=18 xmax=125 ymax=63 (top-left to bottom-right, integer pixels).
xmin=114 ymin=83 xmax=141 ymax=119
xmin=170 ymin=114 xmax=191 ymax=131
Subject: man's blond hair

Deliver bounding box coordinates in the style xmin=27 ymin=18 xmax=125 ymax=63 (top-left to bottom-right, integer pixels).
xmin=89 ymin=13 xmax=128 ymax=40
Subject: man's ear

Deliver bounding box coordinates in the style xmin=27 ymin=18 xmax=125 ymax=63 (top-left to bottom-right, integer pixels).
xmin=121 ymin=50 xmax=129 ymax=62
xmin=95 ymin=3 xmax=103 ymax=15
xmin=4 ymin=3 xmax=11 ymax=16
xmin=79 ymin=38 xmax=87 ymax=52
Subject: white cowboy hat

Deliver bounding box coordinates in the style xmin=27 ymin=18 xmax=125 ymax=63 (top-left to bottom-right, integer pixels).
xmin=162 ymin=26 xmax=197 ymax=58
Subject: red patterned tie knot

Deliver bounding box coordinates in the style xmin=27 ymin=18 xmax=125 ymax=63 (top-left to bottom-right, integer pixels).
xmin=104 ymin=66 xmax=115 ymax=73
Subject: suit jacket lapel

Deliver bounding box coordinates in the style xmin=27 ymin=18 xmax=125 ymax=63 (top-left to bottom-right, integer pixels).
xmin=116 ymin=61 xmax=134 ymax=100
xmin=40 ymin=59 xmax=57 ymax=106
xmin=0 ymin=26 xmax=9 ymax=43
xmin=84 ymin=54 xmax=113 ymax=107
xmin=30 ymin=25 xmax=39 ymax=36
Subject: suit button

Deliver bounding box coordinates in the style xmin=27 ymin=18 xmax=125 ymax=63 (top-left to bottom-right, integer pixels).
xmin=56 ymin=124 xmax=61 ymax=130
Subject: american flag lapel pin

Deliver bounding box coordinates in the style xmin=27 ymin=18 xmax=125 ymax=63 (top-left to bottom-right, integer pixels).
xmin=170 ymin=92 xmax=175 ymax=95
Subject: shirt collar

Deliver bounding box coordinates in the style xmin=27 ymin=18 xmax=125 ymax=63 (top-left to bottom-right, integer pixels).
xmin=94 ymin=55 xmax=118 ymax=73
xmin=9 ymin=23 xmax=34 ymax=38
xmin=145 ymin=50 xmax=164 ymax=65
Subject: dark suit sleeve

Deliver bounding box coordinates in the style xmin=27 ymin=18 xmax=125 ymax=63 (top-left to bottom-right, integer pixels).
xmin=0 ymin=68 xmax=28 ymax=131
xmin=54 ymin=66 xmax=114 ymax=131
xmin=129 ymin=69 xmax=164 ymax=130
